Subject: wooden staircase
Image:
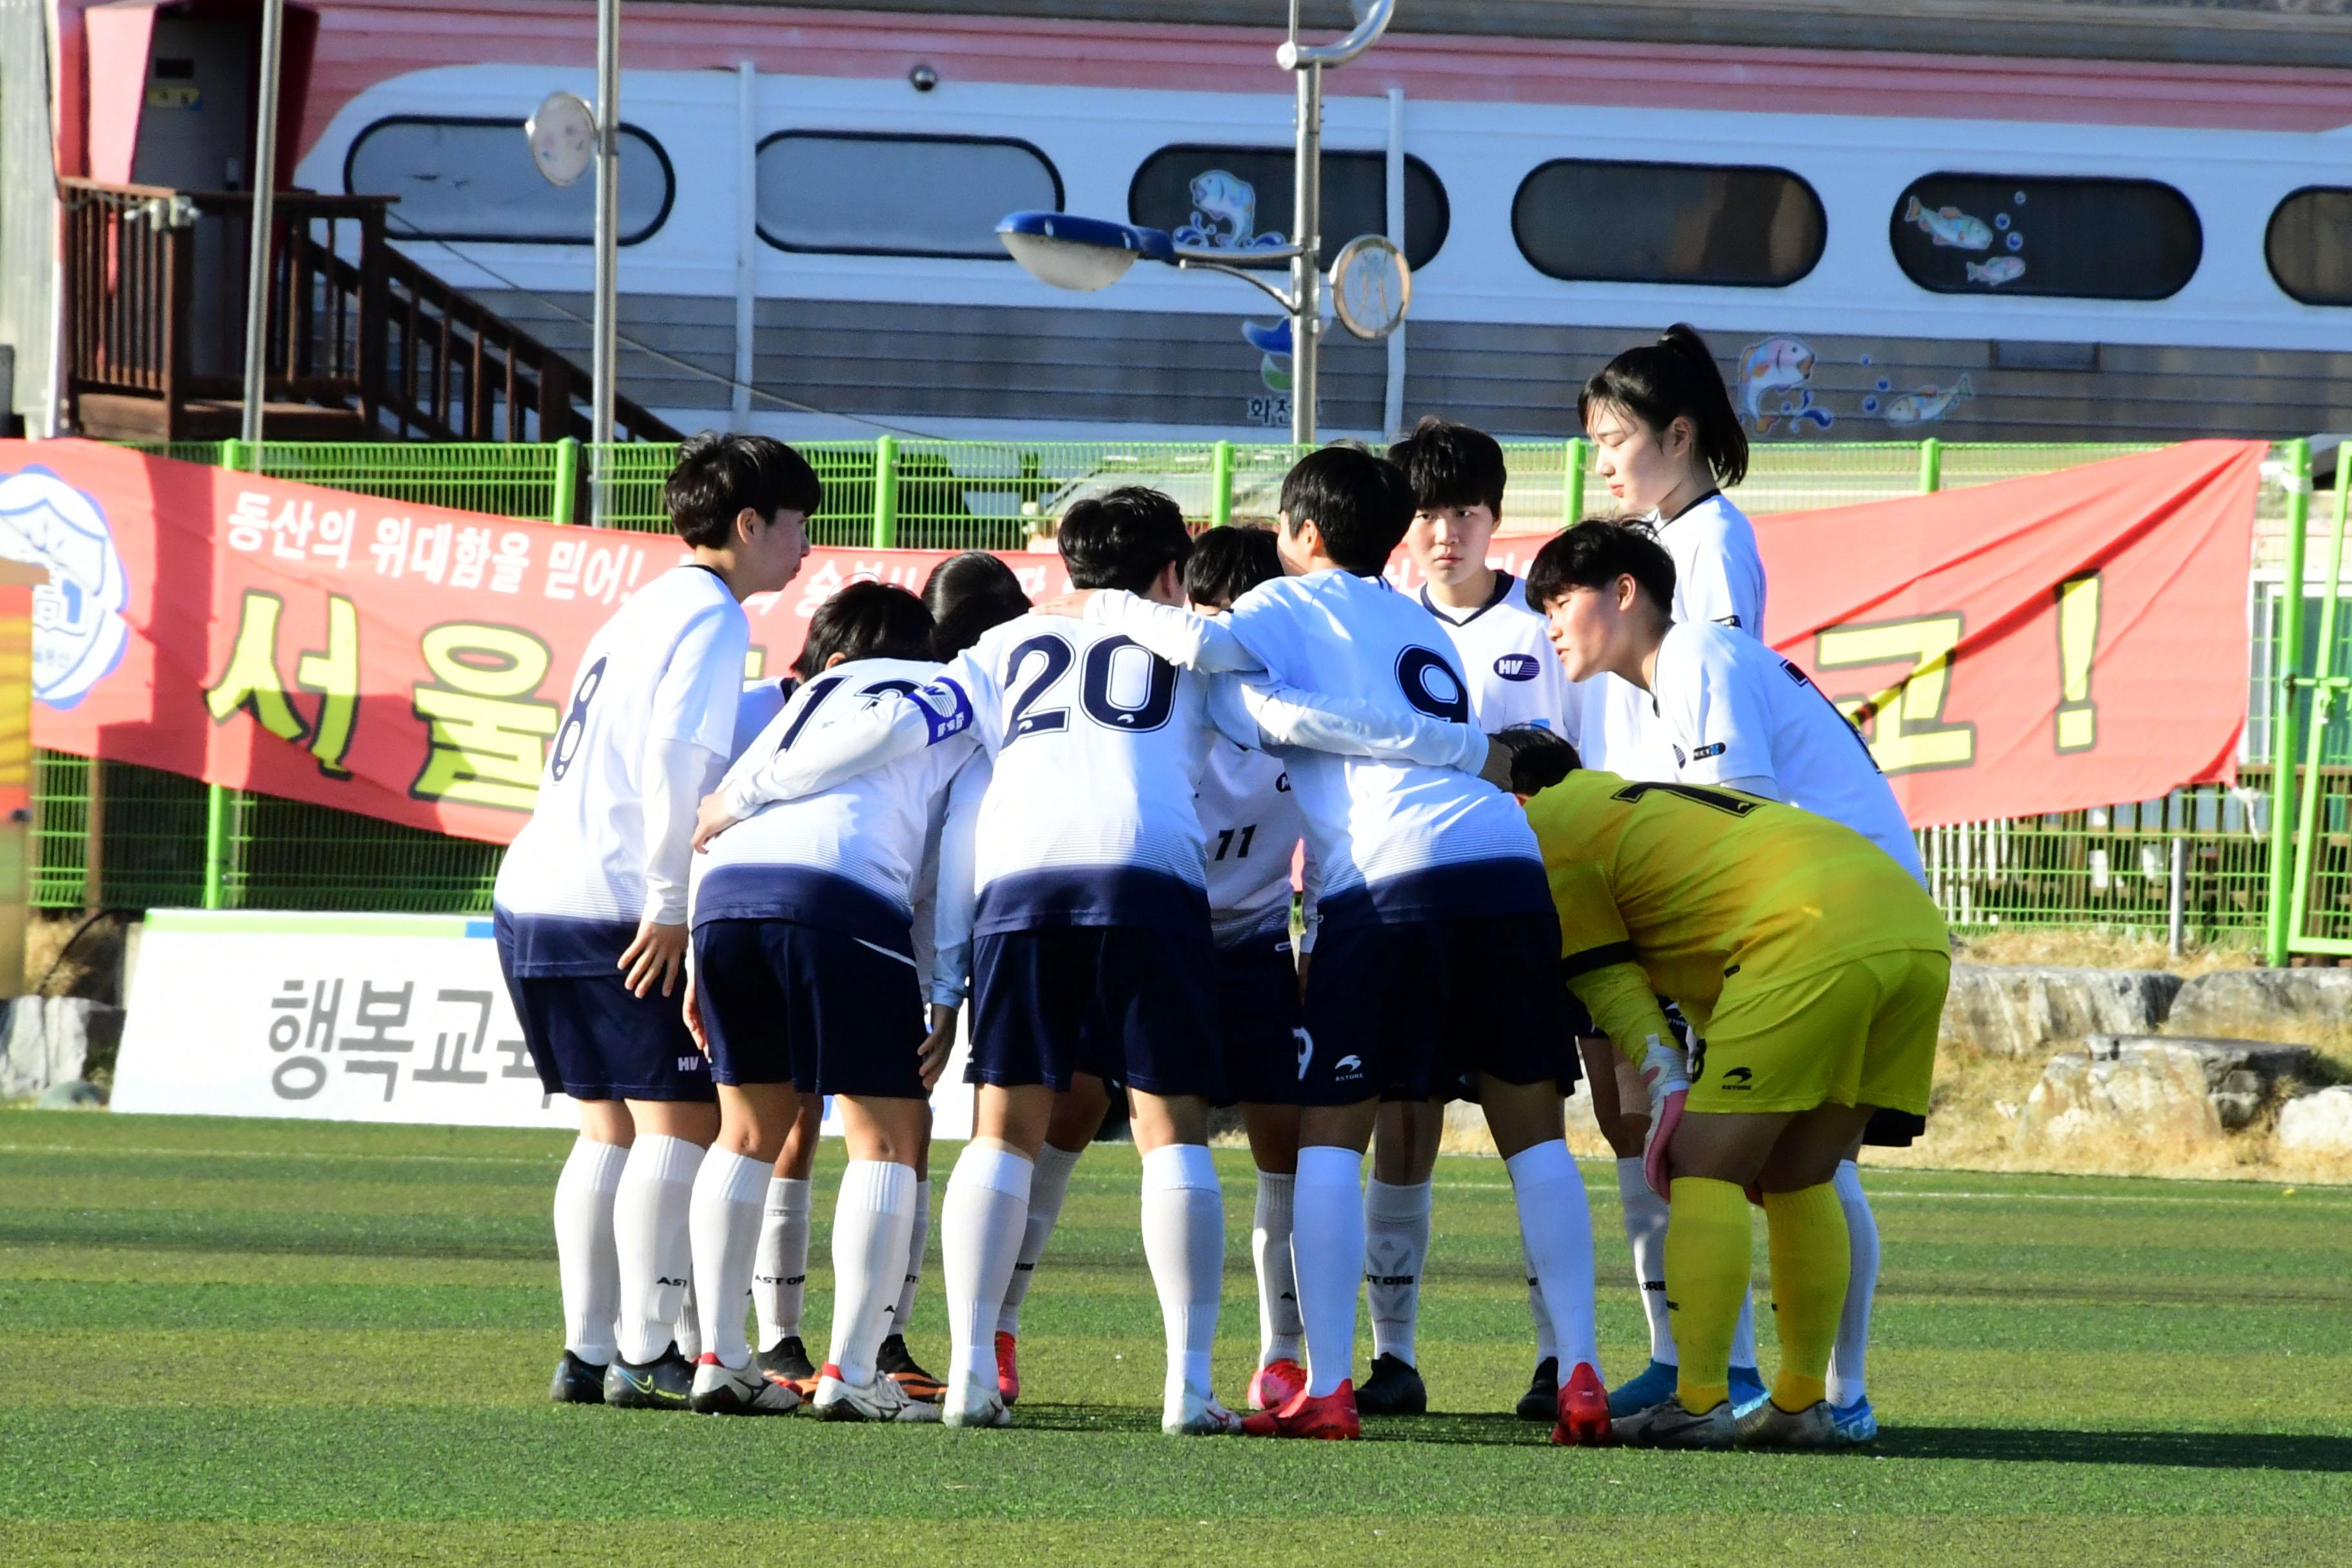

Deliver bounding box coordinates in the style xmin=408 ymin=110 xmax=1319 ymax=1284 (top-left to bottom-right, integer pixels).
xmin=59 ymin=178 xmax=678 ymax=446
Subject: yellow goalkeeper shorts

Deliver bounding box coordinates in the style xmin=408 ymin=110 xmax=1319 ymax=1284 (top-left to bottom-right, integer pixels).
xmin=1686 ymin=949 xmax=1949 ymax=1118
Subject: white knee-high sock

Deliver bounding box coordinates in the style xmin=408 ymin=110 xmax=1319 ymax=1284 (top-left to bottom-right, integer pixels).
xmin=1507 ymin=1140 xmax=1599 ymax=1371
xmin=613 ymin=1133 xmax=705 ymax=1365
xmin=1525 ymin=1238 xmax=1560 ymax=1366
xmin=1617 ymin=1157 xmax=1676 ymax=1364
xmin=888 ymin=1177 xmax=931 ymax=1338
xmin=1141 ymin=1143 xmax=1223 ymax=1407
xmin=553 ymin=1135 xmax=628 ymax=1364
xmin=943 ymin=1142 xmax=1033 ymax=1404
xmin=752 ymin=1176 xmax=810 ymax=1351
xmin=1252 ymin=1169 xmax=1302 ymax=1367
xmin=997 ymin=1142 xmax=1081 ymax=1336
xmin=674 ymin=1277 xmax=703 ymax=1362
xmin=1828 ymin=1159 xmax=1879 ymax=1407
xmin=687 ymin=1148 xmax=769 ymax=1368
xmin=826 ymin=1160 xmax=917 ymax=1387
xmin=1364 ymin=1177 xmax=1432 ymax=1367
xmin=1293 ymin=1144 xmax=1367 ymax=1399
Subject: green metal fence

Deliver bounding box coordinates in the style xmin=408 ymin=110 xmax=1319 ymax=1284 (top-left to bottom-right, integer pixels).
xmin=74 ymin=436 xmax=2306 ymax=941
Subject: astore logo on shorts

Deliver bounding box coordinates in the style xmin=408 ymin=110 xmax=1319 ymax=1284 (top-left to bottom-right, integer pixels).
xmin=1333 ymin=1053 xmax=1364 ymax=1081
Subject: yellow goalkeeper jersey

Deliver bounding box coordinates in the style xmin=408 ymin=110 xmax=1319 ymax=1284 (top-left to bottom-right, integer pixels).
xmin=1523 ymin=769 xmax=1948 ymax=1026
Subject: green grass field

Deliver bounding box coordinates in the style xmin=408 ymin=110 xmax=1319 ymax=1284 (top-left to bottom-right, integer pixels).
xmin=0 ymin=1110 xmax=2346 ymax=1567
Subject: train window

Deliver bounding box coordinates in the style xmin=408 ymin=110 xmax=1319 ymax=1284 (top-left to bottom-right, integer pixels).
xmin=344 ymin=117 xmax=674 ymax=245
xmin=1890 ymin=174 xmax=2199 ymax=300
xmin=1511 ymin=161 xmax=1822 ymax=288
xmin=2268 ymin=188 xmax=2352 ymax=306
xmin=757 ymin=133 xmax=1061 ymax=258
xmin=1127 ymin=146 xmax=1449 ymax=270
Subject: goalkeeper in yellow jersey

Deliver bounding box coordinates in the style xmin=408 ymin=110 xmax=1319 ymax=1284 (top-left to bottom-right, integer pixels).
xmin=1493 ymin=729 xmax=1948 ymax=1450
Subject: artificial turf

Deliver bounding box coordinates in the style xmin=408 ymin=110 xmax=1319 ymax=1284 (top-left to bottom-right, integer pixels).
xmin=0 ymin=1110 xmax=2344 ymax=1566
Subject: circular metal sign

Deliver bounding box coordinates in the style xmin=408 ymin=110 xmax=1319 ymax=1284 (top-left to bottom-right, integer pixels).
xmin=525 ymin=92 xmax=596 ymax=190
xmin=1329 ymin=233 xmax=1411 ymax=340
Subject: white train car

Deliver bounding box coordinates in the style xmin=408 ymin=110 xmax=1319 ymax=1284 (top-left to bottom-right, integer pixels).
xmin=229 ymin=1 xmax=2352 ymax=442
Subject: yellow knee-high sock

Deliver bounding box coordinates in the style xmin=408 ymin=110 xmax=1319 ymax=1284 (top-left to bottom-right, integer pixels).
xmin=1664 ymin=1177 xmax=1751 ymax=1413
xmin=1763 ymin=1182 xmax=1851 ymax=1413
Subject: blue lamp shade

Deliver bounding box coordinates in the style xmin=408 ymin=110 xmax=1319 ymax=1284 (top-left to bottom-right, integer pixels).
xmin=997 ymin=211 xmax=1174 ymax=291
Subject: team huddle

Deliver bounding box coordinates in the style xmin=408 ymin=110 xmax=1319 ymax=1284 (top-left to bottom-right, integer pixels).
xmin=491 ymin=325 xmax=1951 ymax=1449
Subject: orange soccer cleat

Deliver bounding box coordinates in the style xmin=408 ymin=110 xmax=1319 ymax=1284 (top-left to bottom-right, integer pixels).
xmin=1239 ymin=1379 xmax=1362 ymax=1440
xmin=1551 ymin=1361 xmax=1613 ymax=1447
xmin=1247 ymin=1358 xmax=1307 ymax=1413
xmin=994 ymin=1330 xmax=1021 ymax=1406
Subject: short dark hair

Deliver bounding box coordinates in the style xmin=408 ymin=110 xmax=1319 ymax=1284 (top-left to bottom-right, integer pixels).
xmin=1184 ymin=524 xmax=1282 ymax=609
xmin=664 ymin=431 xmax=823 ymax=548
xmin=1387 ymin=417 xmax=1507 ymax=516
xmin=1057 ymin=486 xmax=1193 ymax=593
xmin=1493 ymin=723 xmax=1580 ymax=796
xmin=1577 ymin=324 xmax=1749 ymax=489
xmin=1524 ymin=519 xmax=1676 ymax=616
xmin=791 ymin=581 xmax=932 ymax=680
xmin=1279 ymin=445 xmax=1416 ymax=573
xmin=922 ymin=550 xmax=1031 ymax=658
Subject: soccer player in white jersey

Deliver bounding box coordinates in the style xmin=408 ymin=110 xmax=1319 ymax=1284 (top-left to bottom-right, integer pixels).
xmin=1569 ymin=329 xmax=1776 ymax=1419
xmin=682 ymin=582 xmax=964 ymax=1419
xmin=1531 ymin=518 xmax=1906 ymax=1443
xmin=492 ymin=432 xmax=813 ymax=1410
xmin=696 ymin=487 xmax=1489 ymax=1435
xmin=1049 ymin=449 xmax=1611 ymax=1444
xmin=978 ymin=525 xmax=1326 ymax=1416
xmin=738 ymin=556 xmax=1032 ymax=1409
xmin=1355 ymin=418 xmax=1591 ymax=1422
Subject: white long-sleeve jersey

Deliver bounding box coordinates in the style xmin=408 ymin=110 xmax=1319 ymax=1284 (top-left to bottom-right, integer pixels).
xmin=1199 ymin=737 xmax=1316 ymax=950
xmin=1649 ymin=620 xmax=1926 ymax=886
xmin=493 ymin=565 xmax=746 ymax=972
xmin=1583 ymin=490 xmax=1769 ymax=782
xmin=1081 ymin=570 xmax=1553 ymax=932
xmin=692 ymin=658 xmax=971 ymax=996
xmin=1421 ymin=571 xmax=1581 ymax=738
xmin=722 ymin=607 xmax=1485 ymax=940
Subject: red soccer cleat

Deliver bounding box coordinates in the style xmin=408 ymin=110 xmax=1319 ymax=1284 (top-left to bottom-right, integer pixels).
xmin=1240 ymin=1379 xmax=1362 ymax=1440
xmin=994 ymin=1330 xmax=1021 ymax=1406
xmin=1551 ymin=1361 xmax=1612 ymax=1447
xmin=1247 ymin=1358 xmax=1307 ymax=1413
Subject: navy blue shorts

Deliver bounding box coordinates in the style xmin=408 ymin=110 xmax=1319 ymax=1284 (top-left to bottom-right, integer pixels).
xmin=1215 ymin=932 xmax=1308 ymax=1106
xmin=691 ymin=918 xmax=926 ymax=1098
xmin=496 ymin=962 xmax=712 ymax=1104
xmin=970 ymin=925 xmax=1223 ymax=1100
xmin=1300 ymin=911 xmax=1578 ymax=1107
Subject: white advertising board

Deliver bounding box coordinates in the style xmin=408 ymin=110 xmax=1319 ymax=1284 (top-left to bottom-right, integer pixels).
xmin=114 ymin=910 xmax=974 ymax=1137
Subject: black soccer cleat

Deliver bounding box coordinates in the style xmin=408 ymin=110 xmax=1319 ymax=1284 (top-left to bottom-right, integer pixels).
xmin=1355 ymin=1352 xmax=1428 ymax=1416
xmin=756 ymin=1335 xmax=818 ymax=1396
xmin=549 ymin=1349 xmax=608 ymax=1405
xmin=876 ymin=1333 xmax=946 ymax=1404
xmin=1514 ymin=1355 xmax=1560 ymax=1422
xmin=603 ymin=1346 xmax=694 ymax=1409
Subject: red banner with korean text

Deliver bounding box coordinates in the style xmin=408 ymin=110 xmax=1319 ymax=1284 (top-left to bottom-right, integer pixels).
xmin=0 ymin=437 xmax=2261 ymax=842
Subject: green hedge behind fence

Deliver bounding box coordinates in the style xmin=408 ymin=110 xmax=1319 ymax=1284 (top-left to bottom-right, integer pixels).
xmin=54 ymin=435 xmax=2313 ymax=941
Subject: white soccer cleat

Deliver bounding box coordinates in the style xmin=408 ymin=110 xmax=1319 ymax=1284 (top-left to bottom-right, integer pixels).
xmin=689 ymin=1354 xmax=803 ymax=1416
xmin=1736 ymin=1397 xmax=1850 ymax=1450
xmin=812 ymin=1363 xmax=943 ymax=1424
xmin=1162 ymin=1384 xmax=1244 ymax=1436
xmin=941 ymin=1381 xmax=1013 ymax=1428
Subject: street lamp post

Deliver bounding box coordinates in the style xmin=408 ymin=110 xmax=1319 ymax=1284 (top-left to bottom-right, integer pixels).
xmin=997 ymin=1 xmax=1405 ymax=446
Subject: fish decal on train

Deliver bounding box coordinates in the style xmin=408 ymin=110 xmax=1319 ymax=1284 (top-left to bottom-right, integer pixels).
xmin=1175 ymin=170 xmax=1288 ymax=253
xmin=1903 ymin=196 xmax=1994 ymax=250
xmin=1881 ymin=375 xmax=1974 ymax=426
xmin=1966 ymin=257 xmax=2027 ymax=287
xmin=1738 ymin=337 xmax=1834 ymax=434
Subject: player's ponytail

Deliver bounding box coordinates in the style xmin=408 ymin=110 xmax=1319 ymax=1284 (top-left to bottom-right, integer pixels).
xmin=1578 ymin=324 xmax=1749 ymax=489
xmin=924 ymin=550 xmax=1030 ymax=659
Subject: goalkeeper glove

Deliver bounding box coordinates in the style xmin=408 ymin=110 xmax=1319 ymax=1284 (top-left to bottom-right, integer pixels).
xmin=1636 ymin=1032 xmax=1689 ymax=1201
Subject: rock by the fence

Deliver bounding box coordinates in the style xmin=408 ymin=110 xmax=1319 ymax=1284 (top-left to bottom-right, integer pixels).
xmin=35 ymin=1079 xmax=105 ymax=1110
xmin=2083 ymin=1033 xmax=2317 ymax=1092
xmin=2166 ymin=969 xmax=2352 ymax=1052
xmin=1940 ymin=966 xmax=2183 ymax=1059
xmin=0 ymin=997 xmax=127 ymax=1099
xmin=2018 ymin=1039 xmax=2222 ymax=1146
xmin=2277 ymin=1086 xmax=2352 ymax=1153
